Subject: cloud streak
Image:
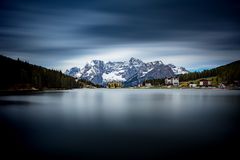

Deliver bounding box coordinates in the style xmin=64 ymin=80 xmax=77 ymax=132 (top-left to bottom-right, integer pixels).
xmin=0 ymin=0 xmax=239 ymax=70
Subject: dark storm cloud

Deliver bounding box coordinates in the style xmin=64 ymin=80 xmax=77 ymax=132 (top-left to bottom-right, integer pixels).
xmin=0 ymin=0 xmax=239 ymax=69
xmin=80 ymin=0 xmax=240 ymax=47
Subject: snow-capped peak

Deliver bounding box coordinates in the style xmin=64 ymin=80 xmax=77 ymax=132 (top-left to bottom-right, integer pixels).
xmin=65 ymin=58 xmax=189 ymax=86
xmin=129 ymin=57 xmax=144 ymax=66
xmin=168 ymin=64 xmax=189 ymax=75
xmin=64 ymin=67 xmax=81 ymax=78
xmin=152 ymin=60 xmax=163 ymax=65
xmin=86 ymin=60 xmax=104 ymax=67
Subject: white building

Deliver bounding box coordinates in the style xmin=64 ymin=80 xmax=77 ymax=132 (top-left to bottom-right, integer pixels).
xmin=189 ymin=83 xmax=197 ymax=88
xmin=145 ymin=83 xmax=152 ymax=87
xmin=165 ymin=77 xmax=179 ymax=86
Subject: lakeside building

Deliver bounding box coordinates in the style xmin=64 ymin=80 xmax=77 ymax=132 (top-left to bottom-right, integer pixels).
xmin=165 ymin=77 xmax=179 ymax=86
xmin=218 ymin=83 xmax=226 ymax=89
xmin=234 ymin=80 xmax=240 ymax=87
xmin=145 ymin=83 xmax=152 ymax=87
xmin=189 ymin=83 xmax=197 ymax=88
xmin=199 ymin=79 xmax=212 ymax=87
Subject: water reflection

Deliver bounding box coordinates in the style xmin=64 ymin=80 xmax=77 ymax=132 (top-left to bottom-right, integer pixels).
xmin=0 ymin=89 xmax=240 ymax=159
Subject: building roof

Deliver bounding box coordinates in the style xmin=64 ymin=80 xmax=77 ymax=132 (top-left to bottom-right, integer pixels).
xmin=199 ymin=79 xmax=211 ymax=81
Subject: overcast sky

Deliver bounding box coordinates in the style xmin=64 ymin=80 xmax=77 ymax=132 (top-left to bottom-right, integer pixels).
xmin=0 ymin=0 xmax=240 ymax=71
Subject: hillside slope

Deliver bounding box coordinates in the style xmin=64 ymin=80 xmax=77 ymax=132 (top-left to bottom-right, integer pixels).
xmin=179 ymin=60 xmax=240 ymax=84
xmin=0 ymin=55 xmax=98 ymax=90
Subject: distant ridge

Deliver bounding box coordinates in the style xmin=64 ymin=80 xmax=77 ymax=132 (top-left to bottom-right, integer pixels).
xmin=65 ymin=57 xmax=189 ymax=86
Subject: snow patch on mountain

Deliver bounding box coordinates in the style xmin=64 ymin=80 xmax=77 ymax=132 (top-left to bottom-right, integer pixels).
xmin=102 ymin=72 xmax=126 ymax=82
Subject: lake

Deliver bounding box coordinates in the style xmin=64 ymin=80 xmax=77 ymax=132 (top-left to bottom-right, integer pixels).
xmin=0 ymin=89 xmax=240 ymax=159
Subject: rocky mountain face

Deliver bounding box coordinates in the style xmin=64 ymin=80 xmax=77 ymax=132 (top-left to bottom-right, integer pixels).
xmin=65 ymin=57 xmax=189 ymax=86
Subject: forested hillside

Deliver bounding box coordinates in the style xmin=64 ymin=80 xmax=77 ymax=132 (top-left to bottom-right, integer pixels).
xmin=179 ymin=60 xmax=240 ymax=83
xmin=0 ymin=55 xmax=98 ymax=90
xmin=143 ymin=60 xmax=240 ymax=86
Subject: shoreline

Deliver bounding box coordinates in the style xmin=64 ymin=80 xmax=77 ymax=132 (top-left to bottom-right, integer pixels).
xmin=1 ymin=87 xmax=239 ymax=95
xmin=0 ymin=88 xmax=75 ymax=95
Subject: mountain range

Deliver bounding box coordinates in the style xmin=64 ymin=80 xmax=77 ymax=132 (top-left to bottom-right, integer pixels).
xmin=65 ymin=57 xmax=189 ymax=86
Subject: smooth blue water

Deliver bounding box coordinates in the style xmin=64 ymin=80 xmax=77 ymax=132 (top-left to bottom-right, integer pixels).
xmin=0 ymin=89 xmax=240 ymax=159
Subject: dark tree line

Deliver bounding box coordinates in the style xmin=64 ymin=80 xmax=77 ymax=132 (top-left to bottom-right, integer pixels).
xmin=179 ymin=60 xmax=240 ymax=83
xmin=0 ymin=55 xmax=98 ymax=90
xmin=78 ymin=79 xmax=102 ymax=88
xmin=179 ymin=69 xmax=217 ymax=82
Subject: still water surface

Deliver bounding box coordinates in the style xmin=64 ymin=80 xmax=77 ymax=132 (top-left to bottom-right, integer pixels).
xmin=0 ymin=89 xmax=240 ymax=159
